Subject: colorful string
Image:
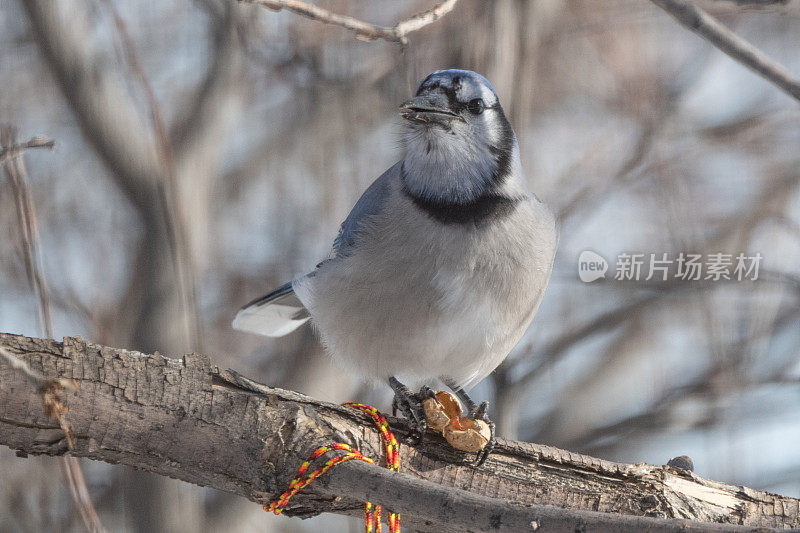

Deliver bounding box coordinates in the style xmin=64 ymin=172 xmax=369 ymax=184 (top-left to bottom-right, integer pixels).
xmin=265 ymin=403 xmax=400 ymax=533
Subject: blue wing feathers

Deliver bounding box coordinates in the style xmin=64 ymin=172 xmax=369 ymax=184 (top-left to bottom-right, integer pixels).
xmin=233 ymin=163 xmax=399 ymax=338
xmin=238 ymin=281 xmax=294 ymax=310
xmin=332 ymin=163 xmax=398 ymax=257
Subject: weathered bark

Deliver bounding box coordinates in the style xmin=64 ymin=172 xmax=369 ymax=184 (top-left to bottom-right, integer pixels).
xmin=1 ymin=333 xmax=798 ymax=532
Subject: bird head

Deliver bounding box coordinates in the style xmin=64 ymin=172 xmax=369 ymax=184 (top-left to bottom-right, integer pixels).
xmin=400 ymin=69 xmax=520 ymax=203
xmin=402 ymin=69 xmax=498 ymax=123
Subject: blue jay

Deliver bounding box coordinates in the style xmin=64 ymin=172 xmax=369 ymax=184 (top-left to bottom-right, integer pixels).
xmin=234 ymin=69 xmax=557 ymax=464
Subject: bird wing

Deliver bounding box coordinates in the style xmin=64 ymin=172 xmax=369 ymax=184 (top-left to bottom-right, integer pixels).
xmin=332 ymin=161 xmax=399 ymax=257
xmin=233 ymin=162 xmax=400 ymax=338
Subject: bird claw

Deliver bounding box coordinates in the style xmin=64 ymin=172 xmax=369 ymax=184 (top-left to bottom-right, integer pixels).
xmin=389 ymin=379 xmax=496 ymax=465
xmin=471 ymin=400 xmax=488 ymax=421
xmin=389 ymin=377 xmax=431 ymax=443
xmin=469 ymin=401 xmax=495 ymax=466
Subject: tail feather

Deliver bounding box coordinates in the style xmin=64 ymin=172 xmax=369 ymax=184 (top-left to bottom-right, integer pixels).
xmin=232 ymin=282 xmax=310 ymax=337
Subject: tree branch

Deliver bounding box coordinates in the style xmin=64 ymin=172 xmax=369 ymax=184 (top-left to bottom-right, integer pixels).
xmin=0 ymin=135 xmax=54 ymax=163
xmin=19 ymin=0 xmax=164 ymax=215
xmin=1 ymin=333 xmax=797 ymax=531
xmin=651 ymin=0 xmax=800 ymax=102
xmin=1 ymin=127 xmax=104 ymax=533
xmin=240 ymin=0 xmax=458 ymax=44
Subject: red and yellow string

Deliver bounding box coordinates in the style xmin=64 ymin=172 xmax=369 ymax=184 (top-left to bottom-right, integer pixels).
xmin=265 ymin=402 xmax=400 ymax=533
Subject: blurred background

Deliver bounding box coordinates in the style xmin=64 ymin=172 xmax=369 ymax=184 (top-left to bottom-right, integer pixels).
xmin=2 ymin=0 xmax=800 ymax=531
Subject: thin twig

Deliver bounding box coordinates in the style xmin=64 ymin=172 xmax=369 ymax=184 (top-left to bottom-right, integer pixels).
xmin=0 ymin=136 xmax=54 ymax=162
xmin=392 ymin=0 xmax=459 ymax=37
xmin=241 ymin=0 xmax=458 ymax=44
xmin=713 ymin=0 xmax=790 ymax=6
xmin=651 ymin=0 xmax=800 ymax=102
xmin=0 ymin=126 xmax=105 ymax=533
xmin=1 ymin=127 xmax=55 ymax=339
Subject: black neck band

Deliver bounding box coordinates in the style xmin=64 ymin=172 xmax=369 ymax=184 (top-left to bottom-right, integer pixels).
xmin=401 ymin=165 xmax=522 ymax=226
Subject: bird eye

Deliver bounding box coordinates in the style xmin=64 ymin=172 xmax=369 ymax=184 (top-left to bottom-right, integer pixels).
xmin=467 ymin=98 xmax=485 ymax=115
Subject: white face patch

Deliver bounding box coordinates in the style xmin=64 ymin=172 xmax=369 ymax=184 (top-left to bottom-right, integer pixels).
xmin=455 ymin=77 xmax=500 ymax=108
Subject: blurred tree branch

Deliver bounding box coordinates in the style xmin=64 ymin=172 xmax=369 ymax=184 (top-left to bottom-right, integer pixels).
xmin=651 ymin=0 xmax=800 ymax=101
xmin=19 ymin=1 xmax=242 ymax=355
xmin=504 ymin=166 xmax=800 ymax=439
xmin=241 ymin=0 xmax=459 ymax=44
xmin=1 ymin=332 xmax=799 ymax=532
xmin=18 ymin=2 xmax=245 ymax=530
xmin=712 ymin=0 xmax=789 ymax=6
xmin=1 ymin=127 xmax=104 ymax=533
xmin=100 ymin=0 xmax=203 ymax=352
xmin=0 ymin=135 xmax=54 ymax=163
xmin=19 ymin=1 xmax=163 ymax=215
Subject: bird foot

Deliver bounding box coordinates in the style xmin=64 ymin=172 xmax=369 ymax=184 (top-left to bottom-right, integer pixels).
xmin=468 ymin=401 xmax=496 ymax=466
xmin=388 ymin=379 xmax=496 ymax=465
xmin=389 ymin=377 xmax=434 ymax=443
xmin=421 ymin=389 xmax=495 ymax=465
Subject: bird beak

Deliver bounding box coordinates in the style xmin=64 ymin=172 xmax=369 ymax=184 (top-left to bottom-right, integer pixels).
xmin=400 ymin=93 xmax=459 ymax=125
